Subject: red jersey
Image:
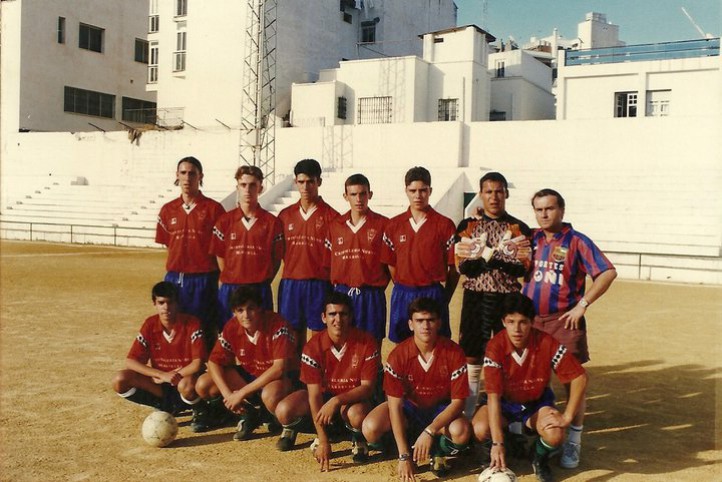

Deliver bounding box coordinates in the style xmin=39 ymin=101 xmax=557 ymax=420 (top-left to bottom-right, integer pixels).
xmin=209 ymin=311 xmax=296 ymax=377
xmin=278 ymin=198 xmax=339 ymax=280
xmin=381 ymin=208 xmax=456 ymax=286
xmin=300 ymin=327 xmax=380 ymax=395
xmin=484 ymin=328 xmax=585 ymax=404
xmin=324 ymin=210 xmax=390 ymax=288
xmin=209 ymin=206 xmax=284 ymax=284
xmin=127 ymin=314 xmax=207 ymax=372
xmin=156 ymin=193 xmax=225 ymax=273
xmin=384 ymin=336 xmax=469 ymax=410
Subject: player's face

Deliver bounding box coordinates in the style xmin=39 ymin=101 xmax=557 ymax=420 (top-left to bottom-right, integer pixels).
xmin=343 ymin=184 xmax=372 ymax=215
xmin=154 ymin=296 xmax=178 ymax=323
xmin=236 ymin=174 xmax=263 ymax=206
xmin=405 ymin=181 xmax=432 ymax=211
xmin=533 ymin=195 xmax=564 ymax=233
xmin=480 ymin=180 xmax=506 ymax=218
xmin=322 ymin=303 xmax=352 ymax=341
xmin=408 ymin=310 xmax=440 ymax=344
xmin=176 ymin=162 xmax=202 ymax=196
xmin=295 ymin=174 xmax=321 ymax=202
xmin=502 ymin=312 xmax=533 ymax=350
xmin=233 ymin=301 xmax=261 ymax=333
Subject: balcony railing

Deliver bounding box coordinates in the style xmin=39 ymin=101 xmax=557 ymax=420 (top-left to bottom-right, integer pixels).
xmin=565 ymin=37 xmax=720 ymax=66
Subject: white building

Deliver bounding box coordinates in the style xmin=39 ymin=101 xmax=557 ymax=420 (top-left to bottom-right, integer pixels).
xmin=0 ymin=0 xmax=155 ymax=134
xmin=146 ymin=0 xmax=457 ymax=129
xmin=290 ymin=25 xmax=494 ymax=126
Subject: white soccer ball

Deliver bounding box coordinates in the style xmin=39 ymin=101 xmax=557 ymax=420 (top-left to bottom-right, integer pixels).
xmin=141 ymin=411 xmax=178 ymax=447
xmin=478 ymin=466 xmax=518 ymax=482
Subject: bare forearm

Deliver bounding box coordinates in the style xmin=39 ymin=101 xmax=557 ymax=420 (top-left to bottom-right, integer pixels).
xmin=563 ymin=374 xmax=587 ymax=422
xmin=176 ymin=358 xmax=202 ymax=378
xmin=125 ymin=358 xmax=163 ymax=379
xmin=208 ymin=361 xmax=233 ymax=398
xmin=429 ymin=398 xmax=464 ymax=433
xmin=585 ymin=269 xmax=617 ymax=305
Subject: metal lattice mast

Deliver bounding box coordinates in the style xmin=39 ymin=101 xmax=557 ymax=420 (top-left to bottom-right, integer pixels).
xmin=240 ymin=0 xmax=277 ymax=183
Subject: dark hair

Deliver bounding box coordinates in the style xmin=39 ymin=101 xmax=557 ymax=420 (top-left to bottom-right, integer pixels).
xmin=175 ymin=156 xmax=204 ymax=186
xmin=152 ymin=281 xmax=179 ymax=302
xmin=404 ymin=166 xmax=431 ymax=187
xmin=294 ymin=158 xmax=322 ymax=179
xmin=324 ymin=291 xmax=353 ymax=313
xmin=479 ymin=171 xmax=509 ymax=197
xmin=407 ymin=297 xmax=442 ymax=320
xmin=531 ymin=188 xmax=566 ymax=210
xmin=229 ymin=286 xmax=263 ymax=311
xmin=344 ymin=173 xmax=370 ymax=192
xmin=235 ymin=165 xmax=264 ymax=182
xmin=499 ymin=292 xmax=536 ymax=320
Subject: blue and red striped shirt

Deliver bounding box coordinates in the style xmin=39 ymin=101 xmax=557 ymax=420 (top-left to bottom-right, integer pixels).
xmin=522 ymin=224 xmax=613 ymax=316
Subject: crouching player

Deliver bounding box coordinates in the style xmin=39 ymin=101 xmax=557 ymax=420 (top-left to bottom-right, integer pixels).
xmin=112 ymin=282 xmax=206 ymax=417
xmin=193 ymin=286 xmax=297 ymax=438
xmin=274 ymin=292 xmax=380 ymax=466
xmin=363 ymin=298 xmax=472 ymax=480
xmin=472 ymin=293 xmax=587 ymax=482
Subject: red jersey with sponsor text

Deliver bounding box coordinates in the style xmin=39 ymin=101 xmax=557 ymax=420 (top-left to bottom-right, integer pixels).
xmin=384 ymin=336 xmax=469 ymax=410
xmin=127 ymin=314 xmax=207 ymax=371
xmin=300 ymin=327 xmax=380 ymax=395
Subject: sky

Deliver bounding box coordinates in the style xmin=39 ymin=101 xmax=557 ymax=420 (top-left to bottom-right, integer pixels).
xmin=455 ymin=0 xmax=721 ymax=46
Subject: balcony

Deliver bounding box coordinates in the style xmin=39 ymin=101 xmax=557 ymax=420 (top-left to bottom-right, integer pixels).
xmin=565 ymin=37 xmax=720 ymax=66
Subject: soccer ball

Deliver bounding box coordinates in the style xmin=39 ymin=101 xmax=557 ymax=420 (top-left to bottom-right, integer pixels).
xmin=141 ymin=411 xmax=178 ymax=447
xmin=478 ymin=466 xmax=518 ymax=482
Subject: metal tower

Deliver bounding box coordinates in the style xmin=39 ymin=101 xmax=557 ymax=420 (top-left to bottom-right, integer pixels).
xmin=239 ymin=0 xmax=277 ymax=183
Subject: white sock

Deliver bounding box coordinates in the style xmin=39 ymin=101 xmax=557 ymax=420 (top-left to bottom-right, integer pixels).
xmin=118 ymin=387 xmax=137 ymax=398
xmin=464 ymin=364 xmax=481 ymax=417
xmin=567 ymin=424 xmax=583 ymax=445
xmin=181 ymin=394 xmax=201 ymax=405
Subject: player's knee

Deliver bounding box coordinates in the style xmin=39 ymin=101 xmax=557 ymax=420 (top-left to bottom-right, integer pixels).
xmin=361 ymin=414 xmax=385 ymax=442
xmin=344 ymin=402 xmax=369 ymax=430
xmin=112 ymin=370 xmax=132 ymax=393
xmin=472 ymin=419 xmax=490 ymax=442
xmin=448 ymin=417 xmax=472 ymax=444
xmin=194 ymin=373 xmax=214 ymax=398
xmin=177 ymin=377 xmax=198 ymax=399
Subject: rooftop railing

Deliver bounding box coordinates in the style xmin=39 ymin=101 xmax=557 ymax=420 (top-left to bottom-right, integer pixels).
xmin=565 ymin=37 xmax=720 ymax=66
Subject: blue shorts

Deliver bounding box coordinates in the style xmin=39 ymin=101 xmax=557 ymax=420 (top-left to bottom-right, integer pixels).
xmin=335 ymin=284 xmax=387 ymax=341
xmin=389 ymin=283 xmax=450 ymax=343
xmin=217 ymin=282 xmax=273 ymax=330
xmin=278 ymin=279 xmax=331 ymax=332
xmin=480 ymin=387 xmax=556 ymax=427
xmin=403 ymin=399 xmax=449 ymax=440
xmin=165 ymin=271 xmax=219 ymax=331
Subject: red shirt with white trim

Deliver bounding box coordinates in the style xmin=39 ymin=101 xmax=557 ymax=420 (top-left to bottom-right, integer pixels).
xmin=156 ymin=193 xmax=225 ymax=273
xmin=384 ymin=336 xmax=469 ymax=410
xmin=484 ymin=328 xmax=585 ymax=404
xmin=209 ymin=206 xmax=284 ymax=284
xmin=301 ymin=327 xmax=380 ymax=395
xmin=324 ymin=210 xmax=390 ymax=288
xmin=127 ymin=314 xmax=207 ymax=372
xmin=209 ymin=311 xmax=297 ymax=377
xmin=381 ymin=207 xmax=456 ymax=286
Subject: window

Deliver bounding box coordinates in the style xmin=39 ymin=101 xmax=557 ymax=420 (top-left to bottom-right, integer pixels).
xmin=173 ymin=32 xmax=186 ymax=71
xmin=361 ymin=20 xmax=376 ymax=43
xmin=495 ymin=60 xmax=505 ymax=78
xmin=149 ymin=0 xmax=159 ymax=32
xmin=135 ymin=39 xmax=149 ymax=63
xmin=342 ymin=12 xmax=353 ymax=24
xmin=122 ymin=97 xmax=157 ymax=123
xmin=438 ymin=99 xmax=459 ymax=121
xmin=79 ymin=23 xmax=104 ymax=53
xmin=57 ymin=17 xmax=66 ymax=44
xmin=337 ymin=97 xmax=347 ymax=119
xmin=148 ymin=41 xmax=159 ymax=83
xmin=615 ymin=91 xmax=637 ymax=118
xmin=358 ymin=96 xmax=392 ymax=124
xmin=175 ymin=0 xmax=187 ymax=17
xmin=64 ymin=86 xmax=115 ymax=118
xmin=646 ymin=90 xmax=671 ymax=117
xmin=489 ymin=110 xmax=507 ymax=121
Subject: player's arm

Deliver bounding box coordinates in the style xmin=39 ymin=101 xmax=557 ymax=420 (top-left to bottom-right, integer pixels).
xmin=316 ymin=379 xmax=374 ymax=426
xmin=388 ymin=395 xmax=416 ymax=481
xmin=207 ymin=360 xmax=235 ymax=401
xmin=308 ymin=383 xmax=332 ymax=471
xmin=216 ymin=256 xmax=225 ymax=276
xmin=560 ymin=268 xmax=617 ymax=329
xmin=387 ymin=264 xmax=397 ymax=282
xmin=125 ymin=358 xmax=181 ymax=386
xmin=557 ymin=372 xmax=587 ymax=430
xmin=412 ymin=397 xmax=464 ymax=465
xmin=486 ymin=393 xmax=507 ymax=470
xmin=234 ymin=357 xmax=285 ymax=402
xmin=174 ymin=358 xmax=203 ymax=378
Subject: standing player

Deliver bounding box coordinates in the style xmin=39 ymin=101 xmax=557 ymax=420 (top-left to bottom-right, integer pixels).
xmin=362 ymin=298 xmax=472 ymax=479
xmin=112 ymin=282 xmax=206 ymax=418
xmin=522 ymin=188 xmax=617 ymax=469
xmin=454 ymin=172 xmax=531 ymax=416
xmin=156 ymin=156 xmax=225 ymax=348
xmin=210 ymin=165 xmax=284 ymax=328
xmin=193 ymin=287 xmax=297 ymax=438
xmin=274 ymin=292 xmax=380 ymax=464
xmin=324 ymin=173 xmax=390 ymax=343
xmin=381 ymin=167 xmax=458 ymax=343
xmin=472 ymin=293 xmax=587 ymax=482
xmin=278 ymin=159 xmax=339 ymax=353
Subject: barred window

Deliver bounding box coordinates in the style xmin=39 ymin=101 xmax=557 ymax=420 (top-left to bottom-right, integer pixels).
xmin=615 ymin=91 xmax=637 ymax=118
xmin=122 ymin=97 xmax=157 ymax=123
xmin=79 ymin=23 xmax=103 ymax=53
xmin=358 ymin=96 xmax=392 ymax=124
xmin=337 ymin=97 xmax=347 ymax=119
xmin=438 ymin=98 xmax=458 ymax=121
xmin=64 ymin=86 xmax=115 ymax=118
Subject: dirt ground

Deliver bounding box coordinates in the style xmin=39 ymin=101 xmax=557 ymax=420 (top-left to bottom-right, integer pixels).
xmin=1 ymin=240 xmax=720 ymax=481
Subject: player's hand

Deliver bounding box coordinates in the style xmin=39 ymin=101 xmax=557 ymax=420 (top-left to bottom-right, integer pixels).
xmin=313 ymin=439 xmax=332 ymax=472
xmin=489 ymin=443 xmax=507 ymax=470
xmin=412 ymin=431 xmax=433 ymax=466
xmin=159 ymin=371 xmax=182 ymax=386
xmin=224 ymin=390 xmax=246 ymax=413
xmin=559 ymin=304 xmax=585 ymax=330
xmin=315 ymin=397 xmax=340 ymax=426
xmin=397 ymin=460 xmax=416 ymax=481
xmin=539 ymin=408 xmax=569 ymax=431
